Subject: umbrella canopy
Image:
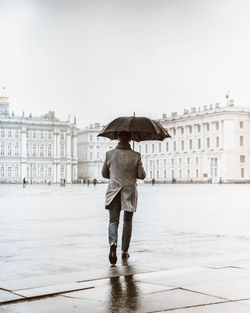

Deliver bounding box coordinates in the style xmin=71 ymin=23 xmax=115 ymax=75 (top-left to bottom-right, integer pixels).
xmin=97 ymin=116 xmax=171 ymax=142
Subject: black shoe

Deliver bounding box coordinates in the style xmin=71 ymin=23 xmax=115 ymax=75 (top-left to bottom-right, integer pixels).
xmin=109 ymin=244 xmax=117 ymax=265
xmin=121 ymin=251 xmax=130 ymax=259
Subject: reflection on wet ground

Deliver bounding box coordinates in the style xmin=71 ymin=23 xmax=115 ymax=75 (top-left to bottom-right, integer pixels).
xmin=2 ymin=183 xmax=250 ymax=282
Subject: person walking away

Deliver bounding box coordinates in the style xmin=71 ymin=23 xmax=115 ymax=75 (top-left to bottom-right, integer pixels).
xmin=102 ymin=131 xmax=146 ymax=265
xmin=23 ymin=177 xmax=26 ymax=188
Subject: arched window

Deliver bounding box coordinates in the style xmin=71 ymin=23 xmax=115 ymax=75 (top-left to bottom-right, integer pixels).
xmin=15 ymin=165 xmax=19 ymax=177
xmin=15 ymin=142 xmax=19 ymax=156
xmin=40 ymin=165 xmax=44 ymax=178
xmin=8 ymin=143 xmax=12 ymax=156
xmin=0 ymin=142 xmax=4 ymax=155
xmin=48 ymin=144 xmax=52 ymax=156
xmin=32 ymin=144 xmax=36 ymax=156
xmin=40 ymin=144 xmax=44 ymax=157
xmin=8 ymin=166 xmax=12 ymax=177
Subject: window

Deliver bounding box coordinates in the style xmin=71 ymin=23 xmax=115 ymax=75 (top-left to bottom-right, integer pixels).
xmin=48 ymin=167 xmax=52 ymax=178
xmin=173 ymin=128 xmax=176 ymax=136
xmin=8 ymin=167 xmax=12 ymax=177
xmin=1 ymin=165 xmax=4 ymax=177
xmin=197 ymin=125 xmax=201 ymax=132
xmin=206 ymin=124 xmax=210 ymax=131
xmin=241 ymin=168 xmax=245 ymax=178
xmin=48 ymin=132 xmax=52 ymax=140
xmin=240 ymin=136 xmax=244 ymax=146
xmin=196 ymin=157 xmax=198 ymax=164
xmin=187 ymin=157 xmax=190 ymax=165
xmin=189 ymin=139 xmax=192 ymax=150
xmin=15 ymin=166 xmax=19 ymax=177
xmin=90 ymin=151 xmax=93 ymax=160
xmin=15 ymin=143 xmax=19 ymax=156
xmin=40 ymin=132 xmax=44 ymax=139
xmin=173 ymin=141 xmax=176 ymax=151
xmin=164 ymin=170 xmax=166 ymax=179
xmin=164 ymin=159 xmax=166 ymax=166
xmin=60 ymin=133 xmax=64 ymax=140
xmin=179 ymin=169 xmax=182 ymax=178
xmin=27 ymin=166 xmax=30 ymax=177
xmin=198 ymin=138 xmax=201 ymax=149
xmin=181 ymin=127 xmax=184 ymax=134
xmin=32 ymin=165 xmax=36 ymax=177
xmin=48 ymin=144 xmax=52 ymax=156
xmin=97 ymin=152 xmax=100 ymax=159
xmin=156 ymin=170 xmax=159 ymax=179
xmin=181 ymin=140 xmax=184 ymax=150
xmin=139 ymin=145 xmax=141 ymax=153
xmin=60 ymin=165 xmax=64 ymax=178
xmin=187 ymin=169 xmax=190 ymax=178
xmin=1 ymin=130 xmax=4 ymax=138
xmin=145 ymin=144 xmax=148 ymax=154
xmin=189 ymin=126 xmax=192 ymax=134
xmin=33 ymin=131 xmax=36 ymax=139
xmin=8 ymin=130 xmax=12 ymax=138
xmin=15 ymin=130 xmax=19 ymax=138
xmin=196 ymin=169 xmax=199 ymax=178
xmin=32 ymin=144 xmax=36 ymax=156
xmin=40 ymin=165 xmax=44 ymax=178
xmin=90 ymin=134 xmax=93 ymax=141
xmin=216 ymin=137 xmax=219 ymax=148
xmin=60 ymin=144 xmax=64 ymax=157
xmin=26 ymin=144 xmax=30 ymax=156
xmin=159 ymin=143 xmax=161 ymax=153
xmin=240 ymin=155 xmax=246 ymax=163
xmin=207 ymin=138 xmax=210 ymax=148
xmin=215 ymin=122 xmax=219 ymax=130
xmin=240 ymin=121 xmax=244 ymax=128
xmin=26 ymin=131 xmax=29 ymax=139
xmin=171 ymin=159 xmax=174 ymax=166
xmin=8 ymin=143 xmax=12 ymax=156
xmin=1 ymin=142 xmax=4 ymax=155
xmin=179 ymin=158 xmax=182 ymax=165
xmin=40 ymin=144 xmax=44 ymax=157
xmin=166 ymin=142 xmax=168 ymax=152
xmin=152 ymin=144 xmax=154 ymax=153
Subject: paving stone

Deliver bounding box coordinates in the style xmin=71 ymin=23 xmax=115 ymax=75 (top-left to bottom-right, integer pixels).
xmin=65 ymin=276 xmax=174 ymax=301
xmin=0 ymin=296 xmax=107 ymax=313
xmin=0 ymin=290 xmax=24 ymax=303
xmin=134 ymin=267 xmax=250 ymax=288
xmin=15 ymin=281 xmax=94 ymax=298
xmin=157 ymin=301 xmax=250 ymax=313
xmin=0 ymin=265 xmax=160 ymax=291
xmin=185 ymin=275 xmax=250 ymax=301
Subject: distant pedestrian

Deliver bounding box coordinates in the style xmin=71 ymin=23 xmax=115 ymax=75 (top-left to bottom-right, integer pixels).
xmin=93 ymin=178 xmax=97 ymax=186
xmin=102 ymin=131 xmax=146 ymax=265
xmin=152 ymin=178 xmax=155 ymax=185
xmin=63 ymin=179 xmax=66 ymax=186
xmin=87 ymin=179 xmax=90 ymax=185
xmin=23 ymin=177 xmax=26 ymax=188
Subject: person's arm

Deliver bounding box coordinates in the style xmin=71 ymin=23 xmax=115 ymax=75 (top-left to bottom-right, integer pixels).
xmin=102 ymin=152 xmax=110 ymax=179
xmin=137 ymin=154 xmax=146 ymax=180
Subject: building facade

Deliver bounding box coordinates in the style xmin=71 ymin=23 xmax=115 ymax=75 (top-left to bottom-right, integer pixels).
xmin=79 ymin=100 xmax=250 ymax=183
xmin=135 ymin=100 xmax=250 ymax=183
xmin=0 ymin=88 xmax=78 ymax=183
xmin=77 ymin=123 xmax=116 ymax=182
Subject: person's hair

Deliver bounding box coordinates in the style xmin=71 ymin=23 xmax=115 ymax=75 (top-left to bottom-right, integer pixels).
xmin=118 ymin=131 xmax=131 ymax=143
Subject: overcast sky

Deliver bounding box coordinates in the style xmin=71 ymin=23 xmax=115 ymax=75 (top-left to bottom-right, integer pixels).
xmin=1 ymin=0 xmax=250 ymax=128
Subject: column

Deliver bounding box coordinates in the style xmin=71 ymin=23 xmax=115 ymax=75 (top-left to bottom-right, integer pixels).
xmin=21 ymin=126 xmax=27 ymax=181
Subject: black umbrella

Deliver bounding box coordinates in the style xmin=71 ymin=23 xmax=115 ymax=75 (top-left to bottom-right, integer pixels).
xmin=97 ymin=116 xmax=171 ymax=142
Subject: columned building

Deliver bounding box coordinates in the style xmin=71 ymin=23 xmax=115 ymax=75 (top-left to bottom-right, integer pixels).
xmin=79 ymin=100 xmax=250 ymax=183
xmin=135 ymin=100 xmax=250 ymax=183
xmin=0 ymin=88 xmax=78 ymax=183
xmin=77 ymin=123 xmax=116 ymax=182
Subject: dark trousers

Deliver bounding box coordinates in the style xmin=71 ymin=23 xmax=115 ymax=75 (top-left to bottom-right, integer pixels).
xmin=108 ymin=192 xmax=133 ymax=252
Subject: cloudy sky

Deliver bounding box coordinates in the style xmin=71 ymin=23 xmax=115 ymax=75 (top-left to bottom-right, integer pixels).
xmin=1 ymin=0 xmax=250 ymax=128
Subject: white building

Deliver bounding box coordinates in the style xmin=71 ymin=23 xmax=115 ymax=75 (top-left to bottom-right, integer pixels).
xmin=79 ymin=100 xmax=250 ymax=183
xmin=135 ymin=100 xmax=250 ymax=183
xmin=0 ymin=88 xmax=78 ymax=183
xmin=77 ymin=123 xmax=116 ymax=182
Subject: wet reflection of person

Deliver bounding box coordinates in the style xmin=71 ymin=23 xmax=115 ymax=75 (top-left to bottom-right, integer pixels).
xmin=108 ymin=275 xmax=139 ymax=312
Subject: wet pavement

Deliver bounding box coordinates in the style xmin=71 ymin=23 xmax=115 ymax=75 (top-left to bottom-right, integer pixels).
xmin=1 ymin=183 xmax=250 ymax=311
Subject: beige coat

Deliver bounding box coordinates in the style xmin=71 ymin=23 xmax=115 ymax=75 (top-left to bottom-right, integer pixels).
xmin=102 ymin=146 xmax=146 ymax=212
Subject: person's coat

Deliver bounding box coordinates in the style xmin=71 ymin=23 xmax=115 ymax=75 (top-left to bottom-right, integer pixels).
xmin=102 ymin=145 xmax=146 ymax=212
